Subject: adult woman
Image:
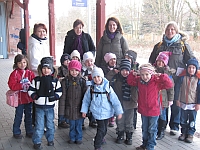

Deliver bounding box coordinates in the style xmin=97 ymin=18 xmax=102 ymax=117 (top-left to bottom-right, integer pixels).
xmin=63 ymin=19 xmax=96 ymax=60
xmin=95 ymin=17 xmax=129 ymax=68
xmin=149 ymin=21 xmax=194 ymax=136
xmin=27 ymin=23 xmax=50 ymax=75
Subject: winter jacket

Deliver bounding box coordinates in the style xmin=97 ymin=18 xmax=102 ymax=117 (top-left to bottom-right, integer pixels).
xmin=59 ymin=75 xmax=87 ymax=120
xmin=149 ymin=33 xmax=194 ymax=71
xmin=27 ymin=35 xmax=50 ymax=75
xmin=155 ymin=66 xmax=175 ymax=108
xmin=8 ymin=69 xmax=35 ymax=105
xmin=63 ymin=29 xmax=96 ymax=59
xmin=81 ymin=78 xmax=123 ymax=120
xmin=95 ymin=30 xmax=129 ymax=68
xmin=57 ymin=65 xmax=68 ymax=79
xmin=174 ymin=71 xmax=200 ymax=105
xmin=127 ymin=73 xmax=173 ymax=116
xmin=28 ymin=69 xmax=62 ymax=109
xmin=111 ymin=73 xmax=138 ymax=110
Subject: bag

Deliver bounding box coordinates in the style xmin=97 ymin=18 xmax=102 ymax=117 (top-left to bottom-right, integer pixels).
xmin=6 ymin=90 xmax=19 ymax=107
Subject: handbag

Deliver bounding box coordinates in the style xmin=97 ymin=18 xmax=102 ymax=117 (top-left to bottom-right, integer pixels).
xmin=6 ymin=70 xmax=25 ymax=107
xmin=6 ymin=90 xmax=19 ymax=107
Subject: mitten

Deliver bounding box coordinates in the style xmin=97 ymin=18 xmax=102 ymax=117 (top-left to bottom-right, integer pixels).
xmin=22 ymin=83 xmax=30 ymax=92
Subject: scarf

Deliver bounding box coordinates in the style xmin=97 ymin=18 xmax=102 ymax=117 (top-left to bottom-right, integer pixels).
xmin=164 ymin=34 xmax=181 ymax=46
xmin=31 ymin=34 xmax=47 ymax=42
xmin=121 ymin=76 xmax=131 ymax=101
xmin=106 ymin=30 xmax=117 ymax=40
xmin=72 ymin=33 xmax=83 ymax=58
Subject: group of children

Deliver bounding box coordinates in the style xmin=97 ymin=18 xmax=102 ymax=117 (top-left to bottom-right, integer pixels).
xmin=7 ymin=48 xmax=200 ymax=150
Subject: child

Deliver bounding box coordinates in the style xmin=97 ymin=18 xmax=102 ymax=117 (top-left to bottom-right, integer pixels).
xmin=81 ymin=67 xmax=123 ymax=150
xmin=71 ymin=50 xmax=81 ymax=61
xmin=59 ymin=60 xmax=87 ymax=144
xmin=127 ymin=63 xmax=173 ymax=150
xmin=8 ymin=54 xmax=35 ymax=139
xmin=154 ymin=52 xmax=175 ymax=140
xmin=111 ymin=59 xmax=138 ymax=145
xmin=102 ymin=52 xmax=118 ymax=127
xmin=124 ymin=50 xmax=139 ymax=130
xmin=28 ymin=57 xmax=62 ymax=149
xmin=175 ymin=58 xmax=200 ymax=143
xmin=57 ymin=53 xmax=71 ymax=128
xmin=81 ymin=51 xmax=97 ymax=127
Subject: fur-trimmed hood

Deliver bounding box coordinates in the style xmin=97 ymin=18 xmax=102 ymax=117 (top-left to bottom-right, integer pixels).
xmin=37 ymin=64 xmax=58 ymax=78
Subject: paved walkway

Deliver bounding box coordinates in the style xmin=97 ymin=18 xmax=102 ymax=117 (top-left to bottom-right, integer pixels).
xmin=0 ymin=58 xmax=200 ymax=150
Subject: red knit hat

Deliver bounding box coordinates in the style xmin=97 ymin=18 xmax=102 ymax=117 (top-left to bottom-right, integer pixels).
xmin=68 ymin=60 xmax=82 ymax=72
xmin=156 ymin=51 xmax=170 ymax=66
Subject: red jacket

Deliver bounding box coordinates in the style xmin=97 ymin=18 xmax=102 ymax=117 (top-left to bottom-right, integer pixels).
xmin=127 ymin=72 xmax=173 ymax=116
xmin=8 ymin=69 xmax=35 ymax=105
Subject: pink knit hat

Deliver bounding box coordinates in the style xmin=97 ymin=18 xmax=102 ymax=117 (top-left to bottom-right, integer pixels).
xmin=104 ymin=52 xmax=116 ymax=63
xmin=68 ymin=60 xmax=82 ymax=72
xmin=156 ymin=51 xmax=171 ymax=66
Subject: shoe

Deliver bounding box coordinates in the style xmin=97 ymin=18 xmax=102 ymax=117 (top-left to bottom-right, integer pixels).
xmin=76 ymin=140 xmax=82 ymax=144
xmin=185 ymin=135 xmax=193 ymax=143
xmin=89 ymin=122 xmax=97 ymax=128
xmin=58 ymin=122 xmax=70 ymax=128
xmin=108 ymin=122 xmax=114 ymax=127
xmin=136 ymin=145 xmax=147 ymax=150
xmin=33 ymin=144 xmax=42 ymax=150
xmin=170 ymin=129 xmax=177 ymax=136
xmin=26 ymin=133 xmax=33 ymax=138
xmin=116 ymin=131 xmax=124 ymax=144
xmin=178 ymin=134 xmax=186 ymax=141
xmin=101 ymin=138 xmax=106 ymax=145
xmin=68 ymin=140 xmax=75 ymax=144
xmin=47 ymin=141 xmax=54 ymax=146
xmin=13 ymin=134 xmax=23 ymax=139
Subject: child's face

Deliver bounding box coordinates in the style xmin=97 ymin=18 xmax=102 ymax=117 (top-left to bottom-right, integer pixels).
xmin=85 ymin=59 xmax=94 ymax=67
xmin=93 ymin=76 xmax=103 ymax=85
xmin=125 ymin=56 xmax=132 ymax=63
xmin=120 ymin=69 xmax=130 ymax=77
xmin=72 ymin=56 xmax=79 ymax=61
xmin=70 ymin=69 xmax=80 ymax=77
xmin=42 ymin=67 xmax=52 ymax=76
xmin=63 ymin=59 xmax=70 ymax=67
xmin=17 ymin=58 xmax=27 ymax=70
xmin=140 ymin=70 xmax=152 ymax=82
xmin=187 ymin=65 xmax=196 ymax=76
xmin=156 ymin=60 xmax=165 ymax=68
xmin=108 ymin=58 xmax=116 ymax=67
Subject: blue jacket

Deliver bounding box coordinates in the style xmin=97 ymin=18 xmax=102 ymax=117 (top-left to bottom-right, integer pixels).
xmin=81 ymin=78 xmax=123 ymax=120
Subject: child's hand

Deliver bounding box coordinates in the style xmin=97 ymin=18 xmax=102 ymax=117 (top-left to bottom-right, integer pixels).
xmin=154 ymin=73 xmax=161 ymax=77
xmin=168 ymin=101 xmax=173 ymax=106
xmin=82 ymin=113 xmax=86 ymax=118
xmin=132 ymin=71 xmax=137 ymax=76
xmin=195 ymin=104 xmax=200 ymax=111
xmin=176 ymin=100 xmax=180 ymax=107
xmin=117 ymin=114 xmax=122 ymax=120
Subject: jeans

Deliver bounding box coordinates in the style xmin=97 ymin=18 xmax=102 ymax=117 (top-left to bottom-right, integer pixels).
xmin=141 ymin=115 xmax=159 ymax=150
xmin=13 ymin=102 xmax=33 ymax=135
xmin=69 ymin=118 xmax=83 ymax=141
xmin=180 ymin=108 xmax=197 ymax=135
xmin=169 ymin=103 xmax=181 ymax=131
xmin=159 ymin=108 xmax=167 ymax=121
xmin=32 ymin=107 xmax=55 ymax=144
xmin=58 ymin=115 xmax=69 ymax=124
xmin=94 ymin=119 xmax=109 ymax=149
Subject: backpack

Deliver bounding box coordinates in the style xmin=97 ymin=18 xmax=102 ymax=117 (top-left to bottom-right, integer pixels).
xmin=89 ymin=85 xmax=110 ymax=101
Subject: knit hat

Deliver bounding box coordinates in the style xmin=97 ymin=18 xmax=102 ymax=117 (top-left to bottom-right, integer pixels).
xmin=139 ymin=63 xmax=155 ymax=75
xmin=60 ymin=53 xmax=71 ymax=65
xmin=68 ymin=60 xmax=82 ymax=72
xmin=125 ymin=50 xmax=137 ymax=63
xmin=156 ymin=51 xmax=170 ymax=66
xmin=83 ymin=51 xmax=94 ymax=63
xmin=120 ymin=59 xmax=131 ymax=71
xmin=187 ymin=58 xmax=199 ymax=72
xmin=71 ymin=50 xmax=81 ymax=60
xmin=104 ymin=52 xmax=116 ymax=63
xmin=40 ymin=57 xmax=54 ymax=71
xmin=91 ymin=67 xmax=104 ymax=78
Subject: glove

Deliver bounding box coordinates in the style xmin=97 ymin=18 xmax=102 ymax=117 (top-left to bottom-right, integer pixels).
xmin=22 ymin=83 xmax=30 ymax=92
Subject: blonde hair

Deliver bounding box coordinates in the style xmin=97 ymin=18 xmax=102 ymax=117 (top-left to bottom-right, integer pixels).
xmin=139 ymin=63 xmax=156 ymax=75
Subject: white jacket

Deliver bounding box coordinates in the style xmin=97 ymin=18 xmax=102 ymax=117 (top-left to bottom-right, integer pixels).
xmin=27 ymin=36 xmax=50 ymax=75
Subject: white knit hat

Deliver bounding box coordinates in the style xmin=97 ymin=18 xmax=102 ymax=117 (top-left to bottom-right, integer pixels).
xmin=71 ymin=50 xmax=80 ymax=60
xmin=83 ymin=51 xmax=94 ymax=63
xmin=91 ymin=67 xmax=104 ymax=78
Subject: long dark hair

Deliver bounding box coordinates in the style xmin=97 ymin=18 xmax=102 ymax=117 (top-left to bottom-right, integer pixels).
xmin=13 ymin=54 xmax=29 ymax=70
xmin=105 ymin=17 xmax=123 ymax=34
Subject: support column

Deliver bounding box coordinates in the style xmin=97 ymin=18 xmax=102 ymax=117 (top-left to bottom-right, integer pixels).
xmin=23 ymin=0 xmax=29 ymax=52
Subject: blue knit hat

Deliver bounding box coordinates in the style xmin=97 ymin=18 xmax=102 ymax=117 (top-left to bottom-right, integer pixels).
xmin=187 ymin=58 xmax=199 ymax=74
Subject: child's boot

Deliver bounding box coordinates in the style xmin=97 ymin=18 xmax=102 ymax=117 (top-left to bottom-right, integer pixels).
xmin=124 ymin=132 xmax=133 ymax=145
xmin=116 ymin=131 xmax=124 ymax=144
xmin=178 ymin=134 xmax=186 ymax=141
xmin=185 ymin=135 xmax=193 ymax=143
xmin=156 ymin=120 xmax=166 ymax=140
xmin=108 ymin=116 xmax=115 ymax=127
